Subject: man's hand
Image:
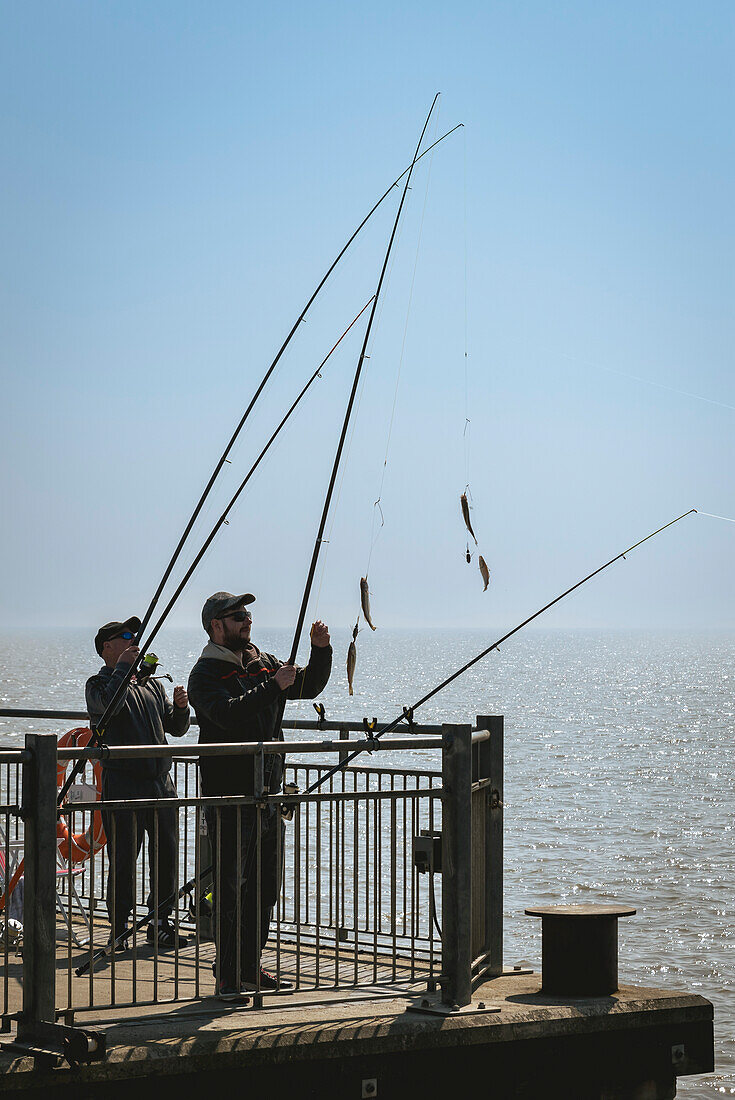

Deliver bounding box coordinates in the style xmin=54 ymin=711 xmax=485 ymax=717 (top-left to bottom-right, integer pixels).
xmin=119 ymin=645 xmax=140 ymax=666
xmin=273 ymin=664 xmax=297 ymax=690
xmin=173 ymin=686 xmax=188 ymax=709
xmin=310 ymin=621 xmax=330 ymax=648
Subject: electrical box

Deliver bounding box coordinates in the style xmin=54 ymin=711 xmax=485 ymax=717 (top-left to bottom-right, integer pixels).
xmin=413 ymin=829 xmax=442 ymax=874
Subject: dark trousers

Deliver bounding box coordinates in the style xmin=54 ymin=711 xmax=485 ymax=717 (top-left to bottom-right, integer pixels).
xmin=100 ymin=771 xmax=179 ymax=932
xmin=205 ymin=802 xmax=283 ymax=986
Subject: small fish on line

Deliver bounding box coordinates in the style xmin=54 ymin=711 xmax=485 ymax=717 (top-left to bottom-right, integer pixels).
xmin=346 ymin=622 xmax=358 ymax=696
xmin=478 ymin=555 xmax=490 ymax=592
xmin=360 ymin=577 xmax=377 ymax=630
xmin=461 ymin=492 xmax=477 ymax=545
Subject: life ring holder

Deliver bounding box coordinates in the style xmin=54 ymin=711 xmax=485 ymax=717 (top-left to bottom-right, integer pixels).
xmin=57 ymin=728 xmax=107 ymax=863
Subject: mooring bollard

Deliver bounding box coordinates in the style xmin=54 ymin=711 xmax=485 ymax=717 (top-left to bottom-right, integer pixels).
xmin=525 ymin=903 xmax=636 ymax=996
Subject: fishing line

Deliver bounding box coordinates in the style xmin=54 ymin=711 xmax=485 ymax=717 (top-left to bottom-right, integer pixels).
xmin=554 ymin=350 xmax=735 ymax=414
xmin=306 ymin=507 xmax=698 ymax=794
xmin=365 ymin=104 xmax=441 ymax=577
xmin=296 ymin=203 xmax=419 ymax=678
xmin=697 ymin=510 xmax=735 ymax=524
xmin=463 ymin=124 xmax=471 ymax=490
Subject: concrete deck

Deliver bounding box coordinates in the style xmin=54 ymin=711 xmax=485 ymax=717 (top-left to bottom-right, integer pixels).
xmin=0 ymin=956 xmax=714 ymax=1099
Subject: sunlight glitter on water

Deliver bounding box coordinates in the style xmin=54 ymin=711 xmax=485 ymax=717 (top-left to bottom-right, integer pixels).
xmin=0 ymin=626 xmax=732 ymax=1096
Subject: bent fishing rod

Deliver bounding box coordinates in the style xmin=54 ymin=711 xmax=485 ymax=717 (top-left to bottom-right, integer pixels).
xmin=75 ymin=506 xmax=698 ymax=968
xmin=136 ymin=122 xmax=461 ymax=647
xmin=79 ymin=122 xmax=463 ymax=780
xmin=76 ymin=94 xmax=443 ymax=975
xmin=282 ymin=94 xmax=440 ymax=694
xmin=56 ymin=297 xmax=374 ymax=808
xmin=306 ymin=507 xmax=699 ymax=792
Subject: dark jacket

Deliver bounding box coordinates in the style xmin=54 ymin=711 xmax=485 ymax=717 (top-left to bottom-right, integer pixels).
xmin=85 ymin=661 xmax=190 ymax=779
xmin=188 ymin=641 xmax=332 ymax=796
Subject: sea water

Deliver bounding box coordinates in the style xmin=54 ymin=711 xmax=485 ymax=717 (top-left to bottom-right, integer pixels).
xmin=0 ymin=626 xmax=732 ymax=1097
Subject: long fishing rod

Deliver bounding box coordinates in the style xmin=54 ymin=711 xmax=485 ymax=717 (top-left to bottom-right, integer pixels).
xmin=79 ymin=122 xmax=463 ymax=781
xmin=135 ymin=122 xmax=464 ymax=648
xmin=209 ymin=94 xmax=442 ymax=982
xmin=76 ymin=507 xmax=697 ymax=969
xmin=284 ymin=94 xmax=441 ymax=675
xmin=56 ymin=297 xmax=374 ymax=809
xmin=306 ymin=507 xmax=699 ymax=792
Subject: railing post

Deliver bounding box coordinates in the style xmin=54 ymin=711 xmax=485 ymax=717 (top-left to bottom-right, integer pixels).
xmin=19 ymin=734 xmax=57 ymax=1040
xmin=477 ymin=714 xmax=503 ymax=978
xmin=441 ymin=723 xmax=472 ymax=1007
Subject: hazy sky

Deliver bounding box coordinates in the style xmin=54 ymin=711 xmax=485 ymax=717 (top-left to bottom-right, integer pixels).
xmin=1 ymin=1 xmax=734 ymax=646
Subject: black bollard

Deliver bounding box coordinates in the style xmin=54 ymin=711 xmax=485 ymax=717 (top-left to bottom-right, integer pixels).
xmin=525 ymin=904 xmax=636 ymax=996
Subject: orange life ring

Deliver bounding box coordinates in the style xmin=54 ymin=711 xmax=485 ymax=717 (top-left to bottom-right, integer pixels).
xmin=57 ymin=728 xmax=106 ymax=863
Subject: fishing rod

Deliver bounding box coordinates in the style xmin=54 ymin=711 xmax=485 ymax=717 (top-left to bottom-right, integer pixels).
xmin=76 ymin=97 xmax=443 ymax=968
xmin=75 ymin=122 xmax=464 ymax=792
xmin=40 ymin=301 xmax=374 ymax=928
xmin=285 ymin=94 xmax=440 ymax=675
xmin=76 ymin=507 xmax=697 ymax=970
xmin=55 ymin=297 xmax=374 ymax=808
xmin=306 ymin=507 xmax=699 ymax=792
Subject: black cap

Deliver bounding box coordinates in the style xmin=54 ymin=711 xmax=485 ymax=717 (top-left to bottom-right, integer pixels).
xmin=94 ymin=616 xmax=142 ymax=657
xmin=201 ymin=591 xmax=255 ymax=633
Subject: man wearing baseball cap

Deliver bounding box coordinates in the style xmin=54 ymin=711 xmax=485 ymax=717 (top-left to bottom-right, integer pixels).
xmin=86 ymin=616 xmax=191 ymax=950
xmin=188 ymin=591 xmax=332 ymax=1001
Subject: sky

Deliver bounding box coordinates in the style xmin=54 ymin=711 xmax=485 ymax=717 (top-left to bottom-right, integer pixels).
xmin=1 ymin=1 xmax=734 ymax=643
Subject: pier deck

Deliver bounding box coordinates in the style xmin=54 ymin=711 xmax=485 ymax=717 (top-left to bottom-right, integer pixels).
xmin=0 ymin=941 xmax=714 ymax=1099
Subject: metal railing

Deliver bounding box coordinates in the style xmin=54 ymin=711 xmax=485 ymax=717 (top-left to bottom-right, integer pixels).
xmin=0 ymin=710 xmax=503 ymax=1062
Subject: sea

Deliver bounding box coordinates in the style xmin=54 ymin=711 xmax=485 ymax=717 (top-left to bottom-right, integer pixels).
xmin=0 ymin=626 xmax=732 ymax=1098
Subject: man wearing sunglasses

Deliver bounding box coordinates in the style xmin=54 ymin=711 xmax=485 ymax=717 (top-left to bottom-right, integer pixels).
xmin=188 ymin=591 xmax=332 ymax=1001
xmin=86 ymin=616 xmax=191 ymax=950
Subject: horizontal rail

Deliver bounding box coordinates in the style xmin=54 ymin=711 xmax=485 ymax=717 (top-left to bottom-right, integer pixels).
xmin=0 ymin=707 xmax=445 ymax=734
xmin=56 ymin=737 xmax=443 ymax=760
xmin=0 ymin=751 xmax=31 ymax=763
xmin=60 ymin=787 xmax=443 ymax=811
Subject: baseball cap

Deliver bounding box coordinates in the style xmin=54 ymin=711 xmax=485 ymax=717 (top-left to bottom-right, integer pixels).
xmin=201 ymin=592 xmax=255 ymax=633
xmin=94 ymin=616 xmax=142 ymax=657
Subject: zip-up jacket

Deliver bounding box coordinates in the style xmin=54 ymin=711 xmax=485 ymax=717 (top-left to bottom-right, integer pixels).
xmin=188 ymin=641 xmax=332 ymax=796
xmin=85 ymin=662 xmax=190 ymax=779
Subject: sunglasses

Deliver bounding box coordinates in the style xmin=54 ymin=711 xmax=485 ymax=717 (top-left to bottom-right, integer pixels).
xmin=219 ymin=610 xmax=252 ymax=622
xmin=109 ymin=630 xmax=135 ymax=642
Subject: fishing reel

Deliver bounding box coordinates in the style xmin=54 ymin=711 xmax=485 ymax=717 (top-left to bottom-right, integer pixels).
xmin=281 ymin=782 xmax=300 ymax=822
xmin=135 ymin=652 xmax=171 ymax=683
xmin=0 ymin=918 xmax=23 ymax=953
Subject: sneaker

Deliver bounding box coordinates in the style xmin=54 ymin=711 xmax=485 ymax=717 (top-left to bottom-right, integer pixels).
xmin=242 ymin=967 xmax=293 ymax=991
xmin=216 ymin=981 xmax=251 ymax=1004
xmin=146 ymin=920 xmax=188 ymax=949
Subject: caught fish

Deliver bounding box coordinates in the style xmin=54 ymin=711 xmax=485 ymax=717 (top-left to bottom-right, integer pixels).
xmin=360 ymin=576 xmax=376 ymax=630
xmin=479 ymin=555 xmax=490 ymax=592
xmin=346 ymin=622 xmax=358 ymax=696
xmin=465 ymin=546 xmax=471 ymax=564
xmin=460 ymin=492 xmax=477 ymax=545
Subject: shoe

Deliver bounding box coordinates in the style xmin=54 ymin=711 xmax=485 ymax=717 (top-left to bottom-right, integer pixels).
xmin=106 ymin=928 xmax=129 ymax=955
xmin=216 ymin=980 xmax=251 ymax=1004
xmin=241 ymin=967 xmax=293 ymax=991
xmin=146 ymin=920 xmax=188 ymax=949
